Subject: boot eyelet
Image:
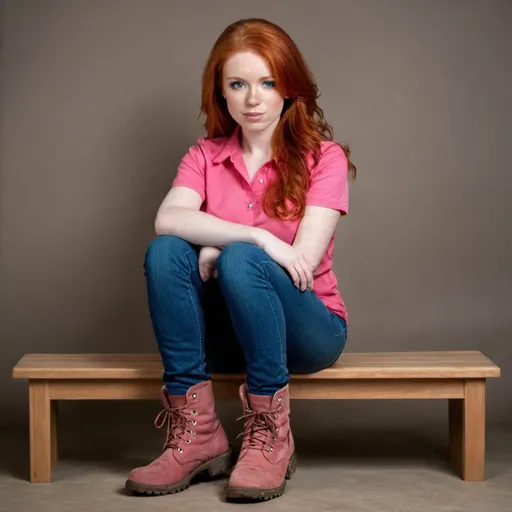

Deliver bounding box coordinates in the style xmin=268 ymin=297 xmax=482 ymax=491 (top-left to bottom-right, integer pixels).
xmin=191 ymin=409 xmax=198 ymax=415
xmin=178 ymin=447 xmax=184 ymax=453
xmin=275 ymin=427 xmax=279 ymax=432
xmin=273 ymin=413 xmax=278 ymax=420
xmin=189 ymin=430 xmax=196 ymax=435
xmin=268 ymin=447 xmax=273 ymax=453
xmin=185 ymin=439 xmax=191 ymax=444
xmin=192 ymin=420 xmax=197 ymax=425
xmin=277 ymin=397 xmax=282 ymax=402
xmin=192 ymin=393 xmax=197 ymax=399
xmin=272 ymin=436 xmax=276 ymax=441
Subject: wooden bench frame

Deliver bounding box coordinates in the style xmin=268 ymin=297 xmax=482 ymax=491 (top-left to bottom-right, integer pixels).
xmin=12 ymin=351 xmax=501 ymax=484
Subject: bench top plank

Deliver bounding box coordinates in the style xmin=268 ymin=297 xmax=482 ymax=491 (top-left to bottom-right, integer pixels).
xmin=12 ymin=351 xmax=500 ymax=380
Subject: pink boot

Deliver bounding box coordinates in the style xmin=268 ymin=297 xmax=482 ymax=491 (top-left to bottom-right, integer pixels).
xmin=126 ymin=380 xmax=232 ymax=495
xmin=226 ymin=383 xmax=297 ymax=501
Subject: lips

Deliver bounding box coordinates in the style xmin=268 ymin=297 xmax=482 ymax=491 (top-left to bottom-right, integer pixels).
xmin=243 ymin=113 xmax=264 ymax=122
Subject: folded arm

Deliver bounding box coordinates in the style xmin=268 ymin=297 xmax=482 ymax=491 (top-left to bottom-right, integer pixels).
xmin=154 ymin=186 xmax=263 ymax=247
xmin=292 ymin=205 xmax=342 ymax=272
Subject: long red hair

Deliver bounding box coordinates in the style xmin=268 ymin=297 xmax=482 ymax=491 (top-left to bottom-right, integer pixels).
xmin=200 ymin=18 xmax=356 ymax=220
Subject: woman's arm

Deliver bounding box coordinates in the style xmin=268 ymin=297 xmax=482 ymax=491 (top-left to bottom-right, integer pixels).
xmin=155 ymin=187 xmax=333 ymax=291
xmin=292 ymin=205 xmax=342 ymax=271
xmin=154 ymin=186 xmax=263 ymax=247
xmin=155 ymin=186 xmax=315 ymax=290
xmin=293 ymin=143 xmax=349 ymax=271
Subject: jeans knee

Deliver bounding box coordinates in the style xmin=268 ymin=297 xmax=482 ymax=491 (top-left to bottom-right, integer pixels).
xmin=216 ymin=242 xmax=261 ymax=277
xmin=144 ymin=235 xmax=196 ymax=277
xmin=216 ymin=243 xmax=270 ymax=295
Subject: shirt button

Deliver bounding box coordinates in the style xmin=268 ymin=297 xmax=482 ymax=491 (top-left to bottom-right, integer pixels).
xmin=248 ymin=203 xmax=253 ymax=209
xmin=259 ymin=178 xmax=264 ymax=184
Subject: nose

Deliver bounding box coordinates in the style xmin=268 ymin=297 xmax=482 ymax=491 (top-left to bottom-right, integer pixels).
xmin=245 ymin=86 xmax=262 ymax=106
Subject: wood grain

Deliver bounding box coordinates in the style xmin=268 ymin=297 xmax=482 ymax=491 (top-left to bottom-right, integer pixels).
xmin=15 ymin=351 xmax=499 ymax=484
xmin=462 ymin=379 xmax=486 ymax=481
xmin=12 ymin=352 xmax=501 ymax=380
xmin=29 ymin=381 xmax=52 ymax=483
xmin=51 ymin=401 xmax=58 ymax=467
xmin=48 ymin=378 xmax=464 ymax=400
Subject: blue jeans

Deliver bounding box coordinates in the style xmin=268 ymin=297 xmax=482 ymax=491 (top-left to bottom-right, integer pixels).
xmin=144 ymin=235 xmax=348 ymax=396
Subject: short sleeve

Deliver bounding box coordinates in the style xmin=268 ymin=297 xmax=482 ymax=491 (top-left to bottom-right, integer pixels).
xmin=306 ymin=142 xmax=349 ymax=214
xmin=171 ymin=140 xmax=207 ymax=201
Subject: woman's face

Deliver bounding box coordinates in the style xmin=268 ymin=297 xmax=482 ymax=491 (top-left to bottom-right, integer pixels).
xmin=222 ymin=51 xmax=285 ymax=134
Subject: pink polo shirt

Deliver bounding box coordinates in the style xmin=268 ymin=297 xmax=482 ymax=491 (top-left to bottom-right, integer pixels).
xmin=172 ymin=126 xmax=349 ymax=321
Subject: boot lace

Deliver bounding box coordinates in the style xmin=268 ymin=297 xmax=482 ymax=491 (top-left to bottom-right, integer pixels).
xmin=154 ymin=404 xmax=194 ymax=452
xmin=237 ymin=406 xmax=281 ymax=452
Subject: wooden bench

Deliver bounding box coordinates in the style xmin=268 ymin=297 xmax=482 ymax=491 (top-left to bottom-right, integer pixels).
xmin=12 ymin=351 xmax=500 ymax=484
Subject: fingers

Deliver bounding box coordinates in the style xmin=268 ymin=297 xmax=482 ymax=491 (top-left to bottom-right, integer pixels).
xmin=199 ymin=266 xmax=209 ymax=282
xmin=287 ymin=264 xmax=301 ymax=289
xmin=199 ymin=264 xmax=215 ymax=282
xmin=303 ymin=256 xmax=314 ymax=290
xmin=198 ymin=247 xmax=221 ymax=282
xmin=291 ymin=257 xmax=314 ymax=292
xmin=293 ymin=262 xmax=309 ymax=292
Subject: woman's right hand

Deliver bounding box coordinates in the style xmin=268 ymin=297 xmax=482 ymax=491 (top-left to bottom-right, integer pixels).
xmin=256 ymin=231 xmax=314 ymax=292
xmin=198 ymin=246 xmax=221 ymax=282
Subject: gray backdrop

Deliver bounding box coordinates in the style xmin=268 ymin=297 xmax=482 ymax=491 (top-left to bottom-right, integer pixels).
xmin=1 ymin=0 xmax=510 ymax=433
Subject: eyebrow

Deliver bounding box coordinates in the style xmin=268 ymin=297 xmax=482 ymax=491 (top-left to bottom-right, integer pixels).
xmin=226 ymin=76 xmax=275 ymax=81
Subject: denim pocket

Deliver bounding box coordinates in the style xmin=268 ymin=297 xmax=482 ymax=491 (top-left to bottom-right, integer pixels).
xmin=335 ymin=314 xmax=348 ymax=351
xmin=333 ymin=314 xmax=348 ymax=338
xmin=324 ymin=315 xmax=348 ymax=368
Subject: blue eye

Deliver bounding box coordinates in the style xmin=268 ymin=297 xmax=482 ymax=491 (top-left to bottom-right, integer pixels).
xmin=228 ymin=80 xmax=276 ymax=90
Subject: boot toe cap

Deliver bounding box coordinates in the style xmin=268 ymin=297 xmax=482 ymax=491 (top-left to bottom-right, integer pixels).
xmin=229 ymin=464 xmax=280 ymax=490
xmin=127 ymin=457 xmax=174 ymax=486
xmin=127 ymin=466 xmax=163 ymax=486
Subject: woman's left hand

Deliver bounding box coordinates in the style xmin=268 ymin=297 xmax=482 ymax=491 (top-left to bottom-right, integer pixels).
xmin=256 ymin=231 xmax=314 ymax=291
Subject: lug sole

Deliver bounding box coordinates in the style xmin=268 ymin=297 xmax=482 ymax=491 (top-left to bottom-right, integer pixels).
xmin=125 ymin=448 xmax=232 ymax=496
xmin=225 ymin=452 xmax=297 ymax=502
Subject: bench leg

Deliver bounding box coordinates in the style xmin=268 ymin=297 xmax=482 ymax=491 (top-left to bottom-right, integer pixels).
xmin=461 ymin=379 xmax=486 ymax=481
xmin=29 ymin=381 xmax=52 ymax=483
xmin=51 ymin=400 xmax=58 ymax=467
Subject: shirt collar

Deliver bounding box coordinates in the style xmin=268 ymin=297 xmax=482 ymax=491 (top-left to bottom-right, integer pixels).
xmin=212 ymin=125 xmax=242 ymax=164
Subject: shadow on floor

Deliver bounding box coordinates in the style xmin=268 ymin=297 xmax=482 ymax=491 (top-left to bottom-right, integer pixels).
xmin=0 ymin=425 xmax=457 ymax=483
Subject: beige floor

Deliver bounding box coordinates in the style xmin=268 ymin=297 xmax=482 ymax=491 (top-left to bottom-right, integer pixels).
xmin=0 ymin=401 xmax=510 ymax=512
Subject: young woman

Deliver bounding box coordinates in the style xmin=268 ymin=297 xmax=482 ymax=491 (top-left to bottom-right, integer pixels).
xmin=126 ymin=18 xmax=356 ymax=502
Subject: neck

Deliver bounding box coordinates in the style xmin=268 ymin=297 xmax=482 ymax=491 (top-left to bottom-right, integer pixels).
xmin=239 ymin=117 xmax=279 ymax=160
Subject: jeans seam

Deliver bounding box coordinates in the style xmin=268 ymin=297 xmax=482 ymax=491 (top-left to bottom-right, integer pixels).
xmin=332 ymin=314 xmax=347 ymax=337
xmin=258 ymin=261 xmax=286 ymax=367
xmin=185 ymin=269 xmax=205 ymax=381
xmin=178 ymin=246 xmax=199 ymax=269
xmin=331 ymin=338 xmax=347 ymax=366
